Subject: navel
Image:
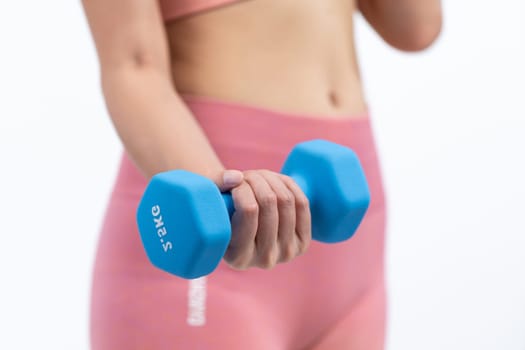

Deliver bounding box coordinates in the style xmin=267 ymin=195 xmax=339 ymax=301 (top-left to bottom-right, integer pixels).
xmin=328 ymin=89 xmax=341 ymax=108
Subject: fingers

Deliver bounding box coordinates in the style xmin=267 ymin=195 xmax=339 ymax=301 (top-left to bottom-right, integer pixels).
xmin=224 ymin=181 xmax=258 ymax=269
xmin=224 ymin=170 xmax=312 ymax=271
xmin=280 ymin=174 xmax=312 ymax=256
xmin=245 ymin=171 xmax=280 ymax=269
xmin=259 ymin=171 xmax=297 ymax=263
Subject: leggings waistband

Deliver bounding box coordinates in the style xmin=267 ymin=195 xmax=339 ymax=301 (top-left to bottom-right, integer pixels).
xmin=113 ymin=95 xmax=384 ymax=210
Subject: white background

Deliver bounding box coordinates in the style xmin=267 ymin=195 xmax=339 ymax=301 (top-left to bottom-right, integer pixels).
xmin=0 ymin=0 xmax=524 ymax=349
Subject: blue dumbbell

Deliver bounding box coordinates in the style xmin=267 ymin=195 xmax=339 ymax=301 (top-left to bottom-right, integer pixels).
xmin=136 ymin=139 xmax=370 ymax=279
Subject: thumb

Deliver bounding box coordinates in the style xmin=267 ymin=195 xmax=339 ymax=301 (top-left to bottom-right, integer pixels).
xmin=213 ymin=169 xmax=244 ymax=192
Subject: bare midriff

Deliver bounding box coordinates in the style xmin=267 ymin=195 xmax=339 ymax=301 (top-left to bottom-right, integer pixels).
xmin=165 ymin=0 xmax=367 ymax=118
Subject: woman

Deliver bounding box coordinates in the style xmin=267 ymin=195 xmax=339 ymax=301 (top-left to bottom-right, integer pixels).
xmin=83 ymin=0 xmax=441 ymax=349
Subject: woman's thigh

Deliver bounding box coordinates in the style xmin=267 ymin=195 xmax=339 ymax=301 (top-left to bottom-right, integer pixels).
xmin=91 ymin=277 xmax=286 ymax=349
xmin=309 ymin=279 xmax=387 ymax=350
xmin=90 ymin=194 xmax=288 ymax=350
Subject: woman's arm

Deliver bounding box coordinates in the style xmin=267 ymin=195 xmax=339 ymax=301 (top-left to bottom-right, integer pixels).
xmin=82 ymin=0 xmax=310 ymax=270
xmin=358 ymin=0 xmax=442 ymax=51
xmin=82 ymin=0 xmax=228 ymax=182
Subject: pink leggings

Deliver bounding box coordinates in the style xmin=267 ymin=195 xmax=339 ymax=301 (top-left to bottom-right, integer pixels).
xmin=90 ymin=96 xmax=387 ymax=349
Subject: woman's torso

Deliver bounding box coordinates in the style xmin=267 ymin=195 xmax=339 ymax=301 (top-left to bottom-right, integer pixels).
xmin=164 ymin=0 xmax=366 ymax=117
xmin=91 ymin=3 xmax=386 ymax=347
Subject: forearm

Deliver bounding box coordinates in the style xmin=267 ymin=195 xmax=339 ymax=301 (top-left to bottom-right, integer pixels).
xmin=102 ymin=66 xmax=224 ymax=180
xmin=358 ymin=0 xmax=442 ymax=51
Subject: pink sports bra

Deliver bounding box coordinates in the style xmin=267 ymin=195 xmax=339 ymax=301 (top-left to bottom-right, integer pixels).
xmin=159 ymin=0 xmax=242 ymax=21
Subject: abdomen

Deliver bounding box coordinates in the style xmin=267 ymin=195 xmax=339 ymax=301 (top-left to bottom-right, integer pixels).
xmin=164 ymin=0 xmax=367 ymax=117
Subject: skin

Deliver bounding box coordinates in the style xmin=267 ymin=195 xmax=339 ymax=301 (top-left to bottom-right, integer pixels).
xmin=82 ymin=0 xmax=441 ymax=271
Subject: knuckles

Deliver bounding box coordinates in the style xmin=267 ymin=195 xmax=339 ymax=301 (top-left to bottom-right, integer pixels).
xmin=224 ymin=251 xmax=252 ymax=271
xmin=295 ymin=195 xmax=309 ymax=210
xmin=277 ymin=192 xmax=294 ymax=208
xmin=239 ymin=202 xmax=259 ymax=217
xmin=279 ymin=244 xmax=296 ymax=263
xmin=259 ymin=192 xmax=277 ymax=207
xmin=297 ymin=235 xmax=311 ymax=255
xmin=229 ymin=169 xmax=313 ymax=271
xmin=256 ymin=247 xmax=279 ymax=269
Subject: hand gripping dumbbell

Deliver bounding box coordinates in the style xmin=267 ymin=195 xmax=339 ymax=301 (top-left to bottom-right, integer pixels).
xmin=136 ymin=139 xmax=370 ymax=279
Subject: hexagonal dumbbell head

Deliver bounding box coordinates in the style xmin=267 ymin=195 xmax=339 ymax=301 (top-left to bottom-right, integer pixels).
xmin=281 ymin=139 xmax=370 ymax=243
xmin=136 ymin=170 xmax=231 ymax=279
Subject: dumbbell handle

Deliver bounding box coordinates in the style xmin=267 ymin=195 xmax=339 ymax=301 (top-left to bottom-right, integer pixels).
xmin=221 ymin=173 xmax=310 ymax=219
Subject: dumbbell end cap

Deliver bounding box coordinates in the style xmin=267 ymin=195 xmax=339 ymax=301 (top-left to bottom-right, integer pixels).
xmin=137 ymin=170 xmax=232 ymax=279
xmin=283 ymin=139 xmax=370 ymax=243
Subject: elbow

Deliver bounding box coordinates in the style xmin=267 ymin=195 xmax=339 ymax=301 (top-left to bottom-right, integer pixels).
xmin=100 ymin=50 xmax=171 ymax=93
xmin=387 ymin=15 xmax=443 ymax=52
